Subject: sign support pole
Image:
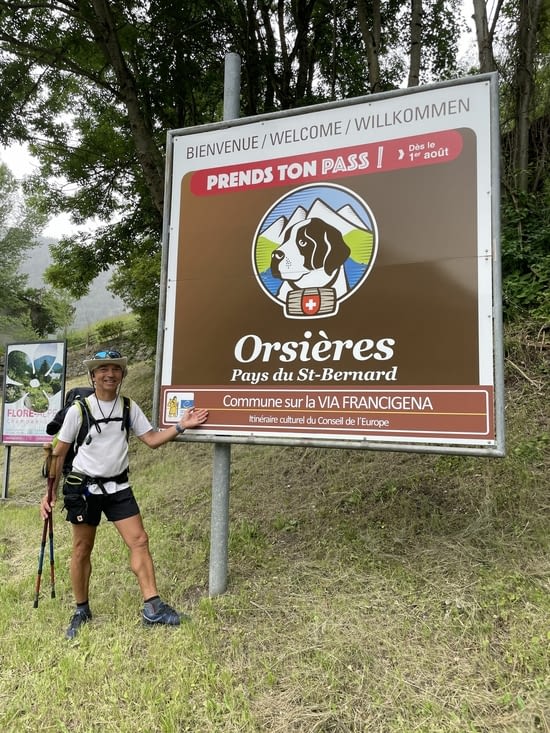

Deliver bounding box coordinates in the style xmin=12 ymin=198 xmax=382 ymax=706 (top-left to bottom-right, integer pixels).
xmin=208 ymin=52 xmax=241 ymax=597
xmin=2 ymin=445 xmax=11 ymax=499
xmin=209 ymin=442 xmax=231 ymax=596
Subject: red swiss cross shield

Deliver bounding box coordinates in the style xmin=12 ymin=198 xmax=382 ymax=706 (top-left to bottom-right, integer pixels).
xmin=301 ymin=291 xmax=321 ymax=315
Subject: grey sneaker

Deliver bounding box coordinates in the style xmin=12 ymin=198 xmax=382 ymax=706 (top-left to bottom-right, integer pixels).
xmin=142 ymin=600 xmax=188 ymax=626
xmin=65 ymin=608 xmax=92 ymax=640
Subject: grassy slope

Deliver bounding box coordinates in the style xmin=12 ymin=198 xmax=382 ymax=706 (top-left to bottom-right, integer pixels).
xmin=0 ymin=332 xmax=548 ymax=733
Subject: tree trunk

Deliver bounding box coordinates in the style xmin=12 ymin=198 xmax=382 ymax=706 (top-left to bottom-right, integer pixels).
xmin=357 ymin=0 xmax=382 ymax=92
xmin=293 ymin=0 xmax=316 ymax=103
xmin=408 ymin=0 xmax=423 ymax=87
xmin=514 ymin=0 xmax=543 ymax=193
xmin=258 ymin=0 xmax=278 ymax=112
xmin=85 ymin=0 xmax=165 ymax=216
xmin=472 ymin=0 xmax=495 ymax=72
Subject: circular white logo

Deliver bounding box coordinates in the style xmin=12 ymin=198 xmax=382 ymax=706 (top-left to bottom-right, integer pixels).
xmin=253 ymin=183 xmax=378 ymax=318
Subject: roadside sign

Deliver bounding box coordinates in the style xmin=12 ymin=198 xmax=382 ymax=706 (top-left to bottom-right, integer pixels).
xmin=156 ymin=74 xmax=504 ymax=455
xmin=1 ymin=341 xmax=66 ymax=445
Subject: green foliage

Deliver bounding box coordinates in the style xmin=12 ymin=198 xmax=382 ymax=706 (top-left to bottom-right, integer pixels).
xmin=501 ymin=189 xmax=550 ymax=323
xmin=95 ymin=319 xmax=125 ymax=342
xmin=45 ymin=235 xmax=103 ymax=295
xmin=21 ymin=287 xmax=75 ymax=337
xmin=0 ymin=0 xmax=468 ymax=349
xmin=0 ymin=162 xmax=71 ymax=346
xmin=63 ymin=313 xmax=137 ymax=349
xmin=0 ymin=0 xmax=234 ymax=346
xmin=422 ymin=0 xmax=469 ymax=80
xmin=107 ymin=232 xmax=163 ymax=344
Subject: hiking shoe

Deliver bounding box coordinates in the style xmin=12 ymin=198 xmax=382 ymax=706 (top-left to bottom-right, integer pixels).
xmin=65 ymin=608 xmax=92 ymax=640
xmin=142 ymin=600 xmax=186 ymax=626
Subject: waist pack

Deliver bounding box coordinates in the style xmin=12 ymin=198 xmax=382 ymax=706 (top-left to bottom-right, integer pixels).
xmin=62 ymin=472 xmax=89 ymax=523
xmin=62 ymin=470 xmax=130 ymax=523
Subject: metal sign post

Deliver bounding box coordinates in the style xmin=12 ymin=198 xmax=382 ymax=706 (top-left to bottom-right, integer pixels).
xmin=208 ymin=53 xmax=241 ymax=596
xmin=2 ymin=445 xmax=11 ymax=499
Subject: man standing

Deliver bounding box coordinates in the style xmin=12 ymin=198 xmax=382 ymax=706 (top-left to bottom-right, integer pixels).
xmin=40 ymin=350 xmax=208 ymax=640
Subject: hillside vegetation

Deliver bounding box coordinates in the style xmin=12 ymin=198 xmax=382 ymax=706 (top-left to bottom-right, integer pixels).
xmin=0 ymin=325 xmax=548 ymax=732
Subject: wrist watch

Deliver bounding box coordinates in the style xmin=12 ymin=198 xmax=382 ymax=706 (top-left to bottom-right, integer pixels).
xmin=175 ymin=423 xmax=185 ymax=434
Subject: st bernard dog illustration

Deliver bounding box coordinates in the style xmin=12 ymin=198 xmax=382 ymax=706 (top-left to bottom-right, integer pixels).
xmin=271 ymin=217 xmax=351 ymax=302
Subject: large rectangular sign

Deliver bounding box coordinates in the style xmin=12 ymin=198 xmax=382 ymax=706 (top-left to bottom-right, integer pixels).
xmin=1 ymin=341 xmax=66 ymax=445
xmin=158 ymin=75 xmax=504 ymax=453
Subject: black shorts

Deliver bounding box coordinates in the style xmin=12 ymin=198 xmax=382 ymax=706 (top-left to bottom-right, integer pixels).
xmin=68 ymin=487 xmax=140 ymax=526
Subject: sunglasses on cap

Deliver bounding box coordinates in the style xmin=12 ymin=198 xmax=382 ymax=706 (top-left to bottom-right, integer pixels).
xmin=93 ymin=350 xmax=122 ymax=359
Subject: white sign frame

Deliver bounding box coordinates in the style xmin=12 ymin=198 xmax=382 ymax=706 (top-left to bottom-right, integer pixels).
xmin=154 ymin=74 xmax=504 ymax=457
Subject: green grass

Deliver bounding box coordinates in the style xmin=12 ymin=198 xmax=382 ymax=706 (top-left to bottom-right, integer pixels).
xmin=0 ymin=332 xmax=548 ymax=732
xmin=63 ymin=312 xmax=138 ymax=350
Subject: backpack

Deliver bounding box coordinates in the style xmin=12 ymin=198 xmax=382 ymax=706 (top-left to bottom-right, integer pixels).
xmin=45 ymin=387 xmax=131 ymax=475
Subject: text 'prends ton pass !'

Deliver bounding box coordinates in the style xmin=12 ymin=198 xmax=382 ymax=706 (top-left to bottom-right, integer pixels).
xmin=189 ymin=131 xmax=463 ymax=195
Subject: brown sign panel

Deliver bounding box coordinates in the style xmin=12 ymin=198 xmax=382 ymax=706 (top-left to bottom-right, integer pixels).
xmin=159 ymin=76 xmax=503 ymax=452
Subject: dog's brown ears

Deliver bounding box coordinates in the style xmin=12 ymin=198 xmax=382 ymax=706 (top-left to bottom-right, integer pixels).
xmin=306 ymin=218 xmax=351 ymax=273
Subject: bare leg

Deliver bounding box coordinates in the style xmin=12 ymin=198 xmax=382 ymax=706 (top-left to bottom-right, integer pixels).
xmin=71 ymin=523 xmax=97 ymax=604
xmin=114 ymin=514 xmax=158 ymax=600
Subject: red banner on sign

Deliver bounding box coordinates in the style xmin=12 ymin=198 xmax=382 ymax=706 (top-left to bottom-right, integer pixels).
xmin=190 ymin=130 xmax=464 ymax=196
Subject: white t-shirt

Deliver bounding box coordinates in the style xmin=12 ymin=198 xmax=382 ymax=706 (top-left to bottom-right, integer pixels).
xmin=59 ymin=395 xmax=152 ymax=495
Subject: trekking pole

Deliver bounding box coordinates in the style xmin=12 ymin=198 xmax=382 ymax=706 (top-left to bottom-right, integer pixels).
xmin=47 ymin=456 xmax=56 ymax=600
xmin=33 ymin=508 xmax=49 ymax=607
xmin=34 ymin=445 xmax=56 ymax=607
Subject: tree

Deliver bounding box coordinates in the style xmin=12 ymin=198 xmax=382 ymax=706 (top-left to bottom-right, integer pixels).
xmin=469 ymin=0 xmax=550 ymax=322
xmin=472 ymin=0 xmax=497 ymax=72
xmin=5 ymin=0 xmax=543 ymax=347
xmin=513 ymin=0 xmax=545 ymax=194
xmin=471 ymin=0 xmax=549 ymax=195
xmin=0 ymin=162 xmax=38 ymax=345
xmin=408 ymin=0 xmax=423 ymax=86
xmin=0 ymin=0 xmax=233 ymax=344
xmin=0 ymin=162 xmax=71 ymax=347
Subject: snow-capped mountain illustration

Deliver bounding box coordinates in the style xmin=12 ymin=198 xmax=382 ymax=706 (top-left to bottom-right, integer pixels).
xmin=260 ymin=199 xmax=371 ymax=245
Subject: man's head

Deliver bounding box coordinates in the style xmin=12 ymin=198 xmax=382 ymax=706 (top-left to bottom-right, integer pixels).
xmin=83 ymin=350 xmax=128 ymax=380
